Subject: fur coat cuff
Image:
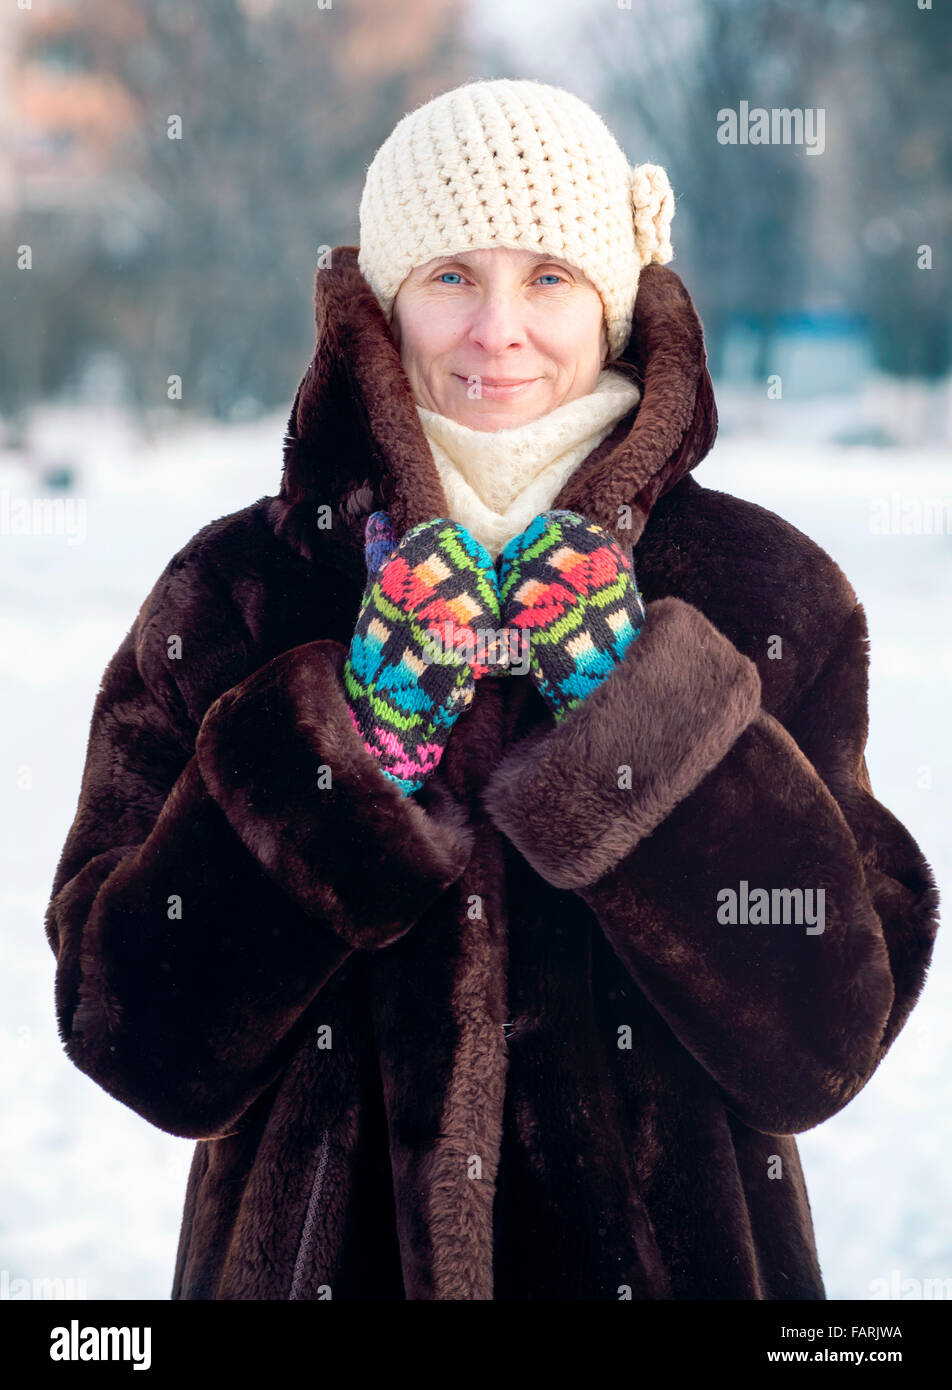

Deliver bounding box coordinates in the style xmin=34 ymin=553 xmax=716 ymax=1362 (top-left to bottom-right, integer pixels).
xmin=196 ymin=638 xmax=475 ymax=949
xmin=481 ymin=597 xmax=762 ymax=890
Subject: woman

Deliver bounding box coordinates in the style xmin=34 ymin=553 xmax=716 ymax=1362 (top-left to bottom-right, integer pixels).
xmin=45 ymin=78 xmax=938 ymax=1300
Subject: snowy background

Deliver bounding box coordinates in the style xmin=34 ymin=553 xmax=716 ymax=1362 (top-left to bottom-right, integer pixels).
xmin=1 ymin=383 xmax=949 ymax=1301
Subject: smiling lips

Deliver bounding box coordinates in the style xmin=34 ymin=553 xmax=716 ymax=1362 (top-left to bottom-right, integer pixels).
xmin=455 ymin=374 xmax=538 ymax=398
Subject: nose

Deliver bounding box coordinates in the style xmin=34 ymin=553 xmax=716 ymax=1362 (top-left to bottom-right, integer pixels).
xmin=466 ymin=289 xmax=528 ymax=357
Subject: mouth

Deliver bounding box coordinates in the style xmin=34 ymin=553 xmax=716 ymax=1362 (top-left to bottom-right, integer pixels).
xmin=454 ymin=375 xmax=539 ymax=400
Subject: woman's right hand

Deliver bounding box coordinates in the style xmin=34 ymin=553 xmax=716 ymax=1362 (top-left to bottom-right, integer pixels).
xmin=342 ymin=511 xmax=502 ymax=796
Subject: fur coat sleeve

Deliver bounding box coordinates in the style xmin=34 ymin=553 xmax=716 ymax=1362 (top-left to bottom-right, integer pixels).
xmin=481 ymin=595 xmax=938 ymax=1137
xmin=44 ymin=561 xmax=474 ymax=1141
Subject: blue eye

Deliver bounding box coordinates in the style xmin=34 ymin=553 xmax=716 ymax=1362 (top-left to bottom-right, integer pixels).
xmin=436 ymin=270 xmax=565 ymax=287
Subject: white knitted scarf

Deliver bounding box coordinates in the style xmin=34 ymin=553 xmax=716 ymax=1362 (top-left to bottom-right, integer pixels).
xmin=414 ymin=368 xmax=641 ymax=561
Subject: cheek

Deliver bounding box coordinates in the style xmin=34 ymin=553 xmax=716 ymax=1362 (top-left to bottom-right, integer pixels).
xmin=548 ymin=309 xmax=605 ymax=366
xmin=404 ymin=309 xmax=459 ymax=363
xmin=395 ymin=320 xmax=429 ymax=373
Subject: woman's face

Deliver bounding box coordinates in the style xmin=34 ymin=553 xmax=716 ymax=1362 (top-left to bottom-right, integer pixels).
xmin=390 ymin=246 xmax=609 ymax=431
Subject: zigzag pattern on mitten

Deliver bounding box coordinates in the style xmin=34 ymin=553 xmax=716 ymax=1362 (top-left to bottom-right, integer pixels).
xmin=344 ymin=514 xmax=501 ymax=794
xmin=498 ymin=509 xmax=646 ymax=720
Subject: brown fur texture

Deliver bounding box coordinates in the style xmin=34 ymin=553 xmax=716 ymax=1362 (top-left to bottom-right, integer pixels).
xmin=45 ymin=247 xmax=939 ymax=1300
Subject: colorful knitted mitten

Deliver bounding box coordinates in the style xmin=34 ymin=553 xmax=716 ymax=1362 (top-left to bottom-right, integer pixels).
xmin=343 ymin=511 xmax=502 ymax=796
xmin=497 ymin=509 xmax=646 ymax=722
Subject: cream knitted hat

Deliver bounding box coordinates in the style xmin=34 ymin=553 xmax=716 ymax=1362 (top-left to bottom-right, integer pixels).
xmin=357 ymin=78 xmax=675 ymax=361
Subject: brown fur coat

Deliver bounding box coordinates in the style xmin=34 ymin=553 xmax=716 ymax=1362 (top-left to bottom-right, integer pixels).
xmin=45 ymin=249 xmax=940 ymax=1300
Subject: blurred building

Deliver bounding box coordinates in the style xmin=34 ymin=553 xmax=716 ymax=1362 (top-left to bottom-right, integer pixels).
xmin=1 ymin=0 xmax=463 ymax=217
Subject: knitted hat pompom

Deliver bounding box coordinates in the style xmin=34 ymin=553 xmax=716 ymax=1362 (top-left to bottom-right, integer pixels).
xmin=630 ymin=163 xmax=675 ymax=267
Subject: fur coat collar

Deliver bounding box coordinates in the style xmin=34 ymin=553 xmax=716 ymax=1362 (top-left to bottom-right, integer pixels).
xmin=270 ymin=247 xmax=719 ymax=586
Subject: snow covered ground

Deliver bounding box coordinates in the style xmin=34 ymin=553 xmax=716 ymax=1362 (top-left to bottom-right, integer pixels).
xmin=1 ymin=397 xmax=949 ymax=1301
